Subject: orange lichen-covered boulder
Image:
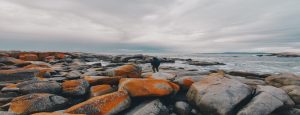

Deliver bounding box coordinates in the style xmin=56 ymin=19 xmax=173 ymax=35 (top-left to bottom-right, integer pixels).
xmin=90 ymin=85 xmax=114 ymax=97
xmin=19 ymin=53 xmax=39 ymax=61
xmin=107 ymin=64 xmax=142 ymax=78
xmin=64 ymin=91 xmax=131 ymax=115
xmin=55 ymin=53 xmax=65 ymax=59
xmin=62 ymin=79 xmax=90 ymax=96
xmin=83 ymin=76 xmax=122 ymax=86
xmin=45 ymin=56 xmax=55 ymax=62
xmin=119 ymin=78 xmax=180 ymax=97
xmin=22 ymin=64 xmax=53 ymax=78
xmin=9 ymin=93 xmax=68 ymax=115
xmin=37 ymin=52 xmax=51 ymax=61
xmin=0 ymin=61 xmax=52 ymax=82
xmin=1 ymin=84 xmax=19 ymax=92
xmin=174 ymin=76 xmax=206 ymax=90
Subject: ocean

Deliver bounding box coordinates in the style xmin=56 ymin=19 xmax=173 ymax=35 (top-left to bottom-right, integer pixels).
xmin=148 ymin=53 xmax=300 ymax=75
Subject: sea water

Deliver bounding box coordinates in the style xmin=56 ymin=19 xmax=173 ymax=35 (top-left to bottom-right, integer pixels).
xmin=151 ymin=53 xmax=300 ymax=75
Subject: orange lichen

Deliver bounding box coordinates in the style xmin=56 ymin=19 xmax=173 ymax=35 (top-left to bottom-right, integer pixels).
xmin=22 ymin=64 xmax=52 ymax=78
xmin=45 ymin=56 xmax=55 ymax=62
xmin=19 ymin=53 xmax=39 ymax=61
xmin=37 ymin=52 xmax=51 ymax=61
xmin=5 ymin=52 xmax=66 ymax=61
xmin=9 ymin=93 xmax=49 ymax=114
xmin=62 ymin=80 xmax=81 ymax=91
xmin=55 ymin=53 xmax=65 ymax=59
xmin=91 ymin=85 xmax=112 ymax=93
xmin=113 ymin=64 xmax=141 ymax=78
xmin=119 ymin=78 xmax=177 ymax=97
xmin=90 ymin=85 xmax=113 ymax=97
xmin=168 ymin=82 xmax=180 ymax=93
xmin=64 ymin=91 xmax=130 ymax=115
xmin=84 ymin=76 xmax=122 ymax=86
xmin=4 ymin=84 xmax=17 ymax=88
xmin=182 ymin=78 xmax=194 ymax=87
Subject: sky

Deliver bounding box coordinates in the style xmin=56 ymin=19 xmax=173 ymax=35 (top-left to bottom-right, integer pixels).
xmin=0 ymin=0 xmax=300 ymax=53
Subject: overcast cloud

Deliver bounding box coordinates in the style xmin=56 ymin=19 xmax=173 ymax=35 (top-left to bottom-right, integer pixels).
xmin=0 ymin=0 xmax=300 ymax=53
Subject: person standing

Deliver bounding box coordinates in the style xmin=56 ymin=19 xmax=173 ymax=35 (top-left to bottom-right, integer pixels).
xmin=151 ymin=57 xmax=160 ymax=73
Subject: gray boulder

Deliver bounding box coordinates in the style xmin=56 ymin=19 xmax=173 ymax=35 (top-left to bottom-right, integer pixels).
xmin=0 ymin=111 xmax=17 ymax=115
xmin=0 ymin=69 xmax=38 ymax=83
xmin=265 ymin=73 xmax=300 ymax=87
xmin=271 ymin=108 xmax=300 ymax=115
xmin=0 ymin=57 xmax=24 ymax=65
xmin=125 ymin=99 xmax=169 ymax=115
xmin=281 ymin=85 xmax=300 ymax=104
xmin=17 ymin=80 xmax=62 ymax=94
xmin=9 ymin=93 xmax=68 ymax=115
xmin=237 ymin=85 xmax=295 ymax=115
xmin=175 ymin=101 xmax=192 ymax=115
xmin=256 ymin=85 xmax=295 ymax=107
xmin=237 ymin=92 xmax=283 ymax=115
xmin=187 ymin=72 xmax=252 ymax=115
xmin=66 ymin=70 xmax=82 ymax=79
xmin=0 ymin=92 xmax=19 ymax=106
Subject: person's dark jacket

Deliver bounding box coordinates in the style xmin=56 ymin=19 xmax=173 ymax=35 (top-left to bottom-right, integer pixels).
xmin=151 ymin=57 xmax=160 ymax=67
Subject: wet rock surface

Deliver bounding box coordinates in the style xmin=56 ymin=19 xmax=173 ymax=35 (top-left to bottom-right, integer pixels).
xmin=0 ymin=51 xmax=298 ymax=115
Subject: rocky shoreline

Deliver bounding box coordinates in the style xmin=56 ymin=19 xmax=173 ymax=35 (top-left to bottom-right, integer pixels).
xmin=258 ymin=52 xmax=300 ymax=57
xmin=0 ymin=51 xmax=300 ymax=115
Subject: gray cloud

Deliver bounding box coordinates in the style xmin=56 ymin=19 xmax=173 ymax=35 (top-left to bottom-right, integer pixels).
xmin=0 ymin=0 xmax=300 ymax=53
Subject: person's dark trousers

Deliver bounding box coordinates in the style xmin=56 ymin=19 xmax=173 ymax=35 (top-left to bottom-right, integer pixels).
xmin=152 ymin=66 xmax=159 ymax=73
